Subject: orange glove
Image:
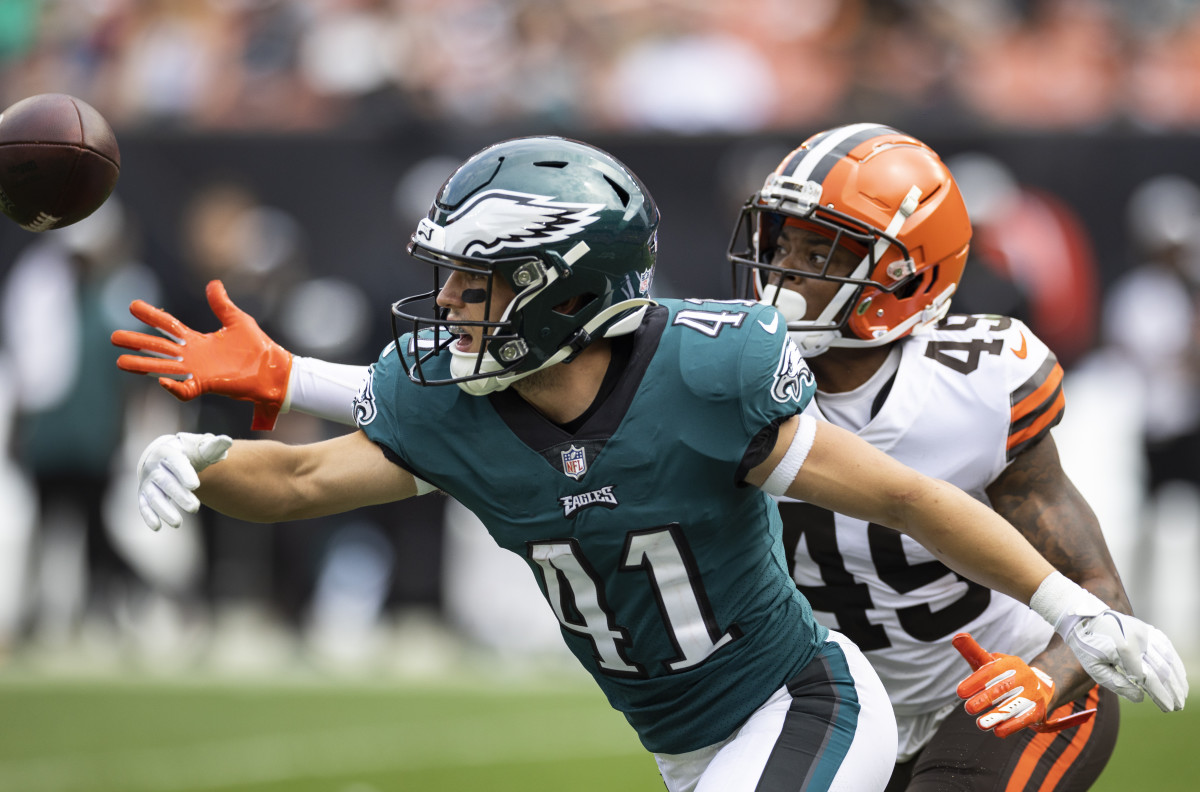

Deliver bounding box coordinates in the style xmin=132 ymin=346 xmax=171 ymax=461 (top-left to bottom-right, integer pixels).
xmin=953 ymin=632 xmax=1096 ymax=738
xmin=111 ymin=280 xmax=292 ymax=430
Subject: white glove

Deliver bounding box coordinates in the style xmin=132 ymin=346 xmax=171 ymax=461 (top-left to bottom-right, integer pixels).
xmin=1032 ymin=571 xmax=1188 ymax=712
xmin=137 ymin=432 xmax=233 ymax=531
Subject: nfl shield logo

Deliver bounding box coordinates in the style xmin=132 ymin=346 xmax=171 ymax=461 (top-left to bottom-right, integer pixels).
xmin=561 ymin=445 xmax=587 ymax=480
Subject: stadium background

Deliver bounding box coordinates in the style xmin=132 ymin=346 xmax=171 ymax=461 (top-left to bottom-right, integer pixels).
xmin=1 ymin=0 xmax=1199 ymax=789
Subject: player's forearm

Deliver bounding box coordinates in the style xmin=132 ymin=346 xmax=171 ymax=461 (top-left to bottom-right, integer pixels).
xmin=283 ymin=357 xmax=368 ymax=426
xmin=786 ymin=421 xmax=1054 ymax=604
xmin=989 ymin=436 xmax=1132 ymax=611
xmin=990 ymin=436 xmax=1135 ymax=704
xmin=893 ymin=477 xmax=1056 ymax=604
xmin=196 ymin=432 xmax=421 ymax=523
xmin=196 ymin=439 xmax=314 ymax=522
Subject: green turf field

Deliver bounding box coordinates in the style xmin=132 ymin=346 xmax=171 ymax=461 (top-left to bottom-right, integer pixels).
xmin=0 ymin=670 xmax=661 ymax=792
xmin=0 ymin=671 xmax=1194 ymax=791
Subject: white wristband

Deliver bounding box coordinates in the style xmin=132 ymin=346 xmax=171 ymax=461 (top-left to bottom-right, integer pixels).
xmin=760 ymin=414 xmax=817 ymax=496
xmin=1029 ymin=570 xmax=1108 ymax=633
xmin=283 ymin=357 xmax=370 ymax=426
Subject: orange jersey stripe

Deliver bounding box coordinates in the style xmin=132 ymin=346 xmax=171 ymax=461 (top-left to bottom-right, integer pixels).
xmin=1008 ymin=362 xmax=1065 ymax=453
xmin=1011 ymin=362 xmax=1064 ymax=424
xmin=1005 ymin=726 xmax=1057 ymax=791
xmin=1035 ymin=686 xmax=1102 ymax=791
xmin=1008 ymin=389 xmax=1067 ymax=452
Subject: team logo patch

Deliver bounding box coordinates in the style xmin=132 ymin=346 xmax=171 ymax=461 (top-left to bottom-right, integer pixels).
xmin=416 ymin=190 xmax=603 ymax=258
xmin=771 ymin=339 xmax=814 ymax=404
xmin=561 ymin=444 xmax=588 ymax=479
xmin=560 ymin=486 xmax=619 ymax=518
xmin=353 ymin=365 xmax=378 ymax=426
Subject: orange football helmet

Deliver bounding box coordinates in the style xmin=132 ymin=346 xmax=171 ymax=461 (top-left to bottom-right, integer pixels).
xmin=728 ymin=123 xmax=972 ymax=356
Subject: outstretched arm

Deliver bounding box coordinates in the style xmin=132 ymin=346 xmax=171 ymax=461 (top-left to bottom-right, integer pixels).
xmin=987 ymin=435 xmax=1133 ymax=710
xmin=749 ymin=416 xmax=1053 ymax=602
xmin=748 ymin=415 xmax=1187 ymax=713
xmin=112 ymin=280 xmax=368 ymax=429
xmin=138 ymin=429 xmax=422 ymax=529
xmin=197 ymin=431 xmax=418 ymax=521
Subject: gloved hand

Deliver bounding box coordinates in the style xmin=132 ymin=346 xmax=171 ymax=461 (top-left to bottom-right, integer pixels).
xmin=1031 ymin=572 xmax=1188 ymax=712
xmin=137 ymin=432 xmax=232 ymax=531
xmin=112 ymin=280 xmax=292 ymax=430
xmin=953 ymin=633 xmax=1095 ymax=737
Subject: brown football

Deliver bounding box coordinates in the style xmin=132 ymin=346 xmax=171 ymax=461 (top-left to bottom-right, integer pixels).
xmin=0 ymin=93 xmax=121 ymax=232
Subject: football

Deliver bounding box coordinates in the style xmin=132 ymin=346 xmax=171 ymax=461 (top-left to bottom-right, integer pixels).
xmin=0 ymin=93 xmax=120 ymax=232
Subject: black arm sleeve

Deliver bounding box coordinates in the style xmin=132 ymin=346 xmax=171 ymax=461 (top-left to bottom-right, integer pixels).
xmin=375 ymin=440 xmax=423 ymax=478
xmin=735 ymin=415 xmax=791 ymax=485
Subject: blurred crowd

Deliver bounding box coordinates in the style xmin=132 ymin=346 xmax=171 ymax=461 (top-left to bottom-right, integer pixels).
xmin=2 ymin=0 xmax=1200 ymax=135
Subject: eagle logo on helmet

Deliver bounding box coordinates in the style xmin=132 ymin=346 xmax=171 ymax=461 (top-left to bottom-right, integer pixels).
xmin=417 ymin=190 xmax=605 ymax=258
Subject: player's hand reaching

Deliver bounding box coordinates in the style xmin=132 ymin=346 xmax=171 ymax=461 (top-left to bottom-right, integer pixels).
xmin=953 ymin=633 xmax=1096 ymax=738
xmin=1031 ymin=572 xmax=1188 ymax=712
xmin=111 ymin=280 xmax=292 ymax=430
xmin=137 ymin=432 xmax=232 ymax=531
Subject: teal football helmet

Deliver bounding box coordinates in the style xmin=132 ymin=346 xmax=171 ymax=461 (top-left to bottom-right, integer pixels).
xmin=394 ymin=136 xmax=659 ymax=395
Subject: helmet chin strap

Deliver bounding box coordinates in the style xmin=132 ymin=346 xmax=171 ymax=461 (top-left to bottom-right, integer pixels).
xmin=451 ymin=299 xmax=656 ymax=396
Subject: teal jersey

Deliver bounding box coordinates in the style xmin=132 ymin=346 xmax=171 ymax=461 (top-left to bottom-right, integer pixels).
xmin=355 ymin=298 xmax=824 ymax=753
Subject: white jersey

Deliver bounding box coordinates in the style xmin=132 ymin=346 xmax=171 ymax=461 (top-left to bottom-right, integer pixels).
xmin=782 ymin=314 xmax=1062 ymax=759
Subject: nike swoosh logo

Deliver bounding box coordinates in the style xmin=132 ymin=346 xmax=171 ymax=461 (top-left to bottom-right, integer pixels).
xmin=758 ymin=314 xmax=779 ymax=334
xmin=1012 ymin=332 xmax=1028 ymax=359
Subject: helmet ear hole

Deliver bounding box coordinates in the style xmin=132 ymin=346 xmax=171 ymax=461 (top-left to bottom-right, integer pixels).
xmin=554 ymin=293 xmax=598 ymax=316
xmin=893 ymin=265 xmax=936 ymax=301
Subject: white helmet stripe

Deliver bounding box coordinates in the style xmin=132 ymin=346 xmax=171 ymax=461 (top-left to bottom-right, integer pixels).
xmin=778 ymin=123 xmax=897 ymax=185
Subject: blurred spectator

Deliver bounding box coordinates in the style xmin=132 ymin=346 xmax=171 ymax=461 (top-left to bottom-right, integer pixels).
xmin=0 ymin=196 xmax=161 ymax=648
xmin=297 ymin=0 xmax=413 ymax=128
xmin=952 ymin=0 xmax=1125 ymax=130
xmin=843 ymin=1 xmax=956 ymax=128
xmin=949 ymin=151 xmax=1100 ymax=367
xmin=599 ymin=1 xmax=778 ymax=133
xmin=166 ymin=179 xmax=307 ymax=667
xmin=1102 ymin=175 xmax=1200 ymax=611
xmin=105 ymin=1 xmax=233 ymax=128
xmin=0 ymin=351 xmax=35 ymax=659
xmin=166 ymin=179 xmax=450 ymax=669
xmin=1124 ymin=10 xmax=1200 ymax=130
